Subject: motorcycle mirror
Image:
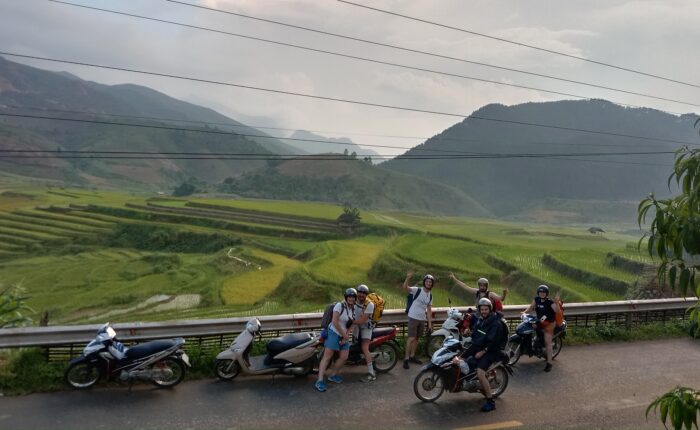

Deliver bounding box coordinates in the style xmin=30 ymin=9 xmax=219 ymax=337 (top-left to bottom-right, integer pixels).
xmin=448 ymin=297 xmax=452 ymax=306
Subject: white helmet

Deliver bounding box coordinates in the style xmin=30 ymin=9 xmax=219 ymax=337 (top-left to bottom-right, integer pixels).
xmin=246 ymin=318 xmax=261 ymax=334
xmin=447 ymin=308 xmax=462 ymax=320
xmin=477 ymin=277 xmax=489 ymax=286
xmin=477 ymin=298 xmax=493 ymax=310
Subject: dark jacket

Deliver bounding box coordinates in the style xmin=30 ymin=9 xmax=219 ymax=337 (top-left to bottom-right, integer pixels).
xmin=470 ymin=312 xmax=503 ymax=353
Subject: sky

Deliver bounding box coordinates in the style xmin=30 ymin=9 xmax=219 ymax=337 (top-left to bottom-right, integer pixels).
xmin=1 ymin=0 xmax=699 ymax=156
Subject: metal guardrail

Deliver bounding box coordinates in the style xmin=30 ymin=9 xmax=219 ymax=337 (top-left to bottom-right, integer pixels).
xmin=0 ymin=298 xmax=696 ymax=349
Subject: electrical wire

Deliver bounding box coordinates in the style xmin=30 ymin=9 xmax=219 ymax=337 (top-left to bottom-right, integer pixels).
xmin=336 ymin=0 xmax=700 ymax=89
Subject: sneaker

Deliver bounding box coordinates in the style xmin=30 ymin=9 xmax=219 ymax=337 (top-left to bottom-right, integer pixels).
xmin=481 ymin=399 xmax=496 ymax=412
xmin=314 ymin=380 xmax=327 ymax=392
xmin=408 ymin=356 xmax=422 ymax=365
xmin=360 ymin=373 xmax=376 ymax=383
xmin=403 ymin=359 xmax=410 ymax=369
xmin=544 ymin=363 xmax=553 ymax=372
xmin=328 ymin=374 xmax=344 ymax=384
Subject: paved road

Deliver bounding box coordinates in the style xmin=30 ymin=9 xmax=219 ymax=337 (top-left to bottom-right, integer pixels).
xmin=1 ymin=338 xmax=699 ymax=430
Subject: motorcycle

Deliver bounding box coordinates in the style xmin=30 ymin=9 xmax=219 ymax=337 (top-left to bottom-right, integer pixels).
xmin=214 ymin=318 xmax=321 ymax=380
xmin=414 ymin=337 xmax=512 ymax=403
xmin=505 ymin=314 xmax=567 ymax=365
xmin=426 ymin=307 xmax=473 ymax=356
xmin=64 ymin=323 xmax=190 ymax=389
xmin=343 ymin=326 xmax=400 ymax=373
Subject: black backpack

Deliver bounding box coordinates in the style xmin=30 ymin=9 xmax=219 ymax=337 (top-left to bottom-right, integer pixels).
xmin=320 ymin=302 xmax=337 ymax=331
xmin=405 ymin=288 xmax=432 ymax=314
xmin=496 ymin=315 xmax=509 ymax=349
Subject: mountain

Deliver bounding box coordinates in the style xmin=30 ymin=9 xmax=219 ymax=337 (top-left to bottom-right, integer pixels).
xmin=0 ymin=56 xmax=301 ymax=187
xmin=284 ymin=130 xmax=382 ymax=161
xmin=217 ymin=154 xmax=491 ymax=216
xmin=383 ymin=99 xmax=699 ymax=222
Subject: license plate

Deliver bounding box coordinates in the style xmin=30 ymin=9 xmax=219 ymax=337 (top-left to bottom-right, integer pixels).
xmin=181 ymin=353 xmax=191 ymax=367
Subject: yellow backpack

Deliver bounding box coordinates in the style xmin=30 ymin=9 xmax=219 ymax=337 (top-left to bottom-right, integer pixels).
xmin=366 ymin=293 xmax=385 ymax=323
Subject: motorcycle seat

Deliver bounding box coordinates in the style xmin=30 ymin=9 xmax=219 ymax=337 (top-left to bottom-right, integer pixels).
xmin=125 ymin=339 xmax=178 ymax=359
xmin=371 ymin=327 xmax=394 ymax=339
xmin=266 ymin=332 xmax=313 ymax=357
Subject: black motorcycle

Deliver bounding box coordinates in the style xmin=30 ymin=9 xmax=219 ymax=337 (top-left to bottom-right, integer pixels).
xmin=64 ymin=323 xmax=191 ymax=389
xmin=505 ymin=314 xmax=567 ymax=365
xmin=413 ymin=338 xmax=512 ymax=403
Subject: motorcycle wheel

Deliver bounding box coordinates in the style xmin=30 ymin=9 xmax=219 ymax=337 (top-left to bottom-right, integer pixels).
xmin=413 ymin=368 xmax=445 ymax=402
xmin=426 ymin=335 xmax=445 ymax=357
xmin=505 ymin=340 xmax=522 ymax=365
xmin=487 ymin=365 xmax=509 ymax=398
xmin=372 ymin=343 xmax=398 ymax=373
xmin=552 ymin=337 xmax=563 ymax=359
xmin=65 ymin=362 xmax=101 ymax=389
xmin=151 ymin=357 xmax=186 ymax=388
xmin=215 ymin=359 xmax=241 ymax=381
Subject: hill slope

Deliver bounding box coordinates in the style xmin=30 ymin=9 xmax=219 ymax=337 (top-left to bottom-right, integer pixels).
xmin=383 ymin=99 xmax=699 ymax=220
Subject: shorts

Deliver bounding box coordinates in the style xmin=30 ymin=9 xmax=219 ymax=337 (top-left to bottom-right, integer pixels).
xmin=354 ymin=325 xmax=373 ymax=341
xmin=325 ymin=329 xmax=350 ymax=351
xmin=465 ymin=346 xmax=501 ymax=371
xmin=407 ymin=318 xmax=426 ymax=338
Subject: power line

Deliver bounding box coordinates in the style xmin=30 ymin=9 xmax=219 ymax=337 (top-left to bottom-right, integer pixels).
xmin=337 ymin=0 xmax=700 ymax=89
xmin=153 ymin=0 xmax=698 ymax=110
xmin=5 ymin=105 xmax=693 ymax=150
xmin=0 ymin=52 xmax=696 ymax=147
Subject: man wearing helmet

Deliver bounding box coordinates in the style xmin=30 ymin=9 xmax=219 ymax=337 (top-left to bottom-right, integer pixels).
xmin=402 ymin=271 xmax=434 ymax=369
xmin=351 ymin=284 xmax=376 ymax=382
xmin=453 ymin=297 xmax=507 ymax=412
xmin=449 ymin=273 xmax=508 ymax=309
xmin=522 ymin=285 xmax=560 ymax=372
xmin=315 ymin=288 xmax=357 ymax=392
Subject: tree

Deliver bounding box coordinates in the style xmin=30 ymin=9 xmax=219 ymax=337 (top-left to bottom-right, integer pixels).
xmin=172 ymin=182 xmax=196 ymax=197
xmin=337 ymin=204 xmax=361 ymax=228
xmin=0 ymin=286 xmax=33 ymax=329
xmin=639 ymin=136 xmax=700 ymax=430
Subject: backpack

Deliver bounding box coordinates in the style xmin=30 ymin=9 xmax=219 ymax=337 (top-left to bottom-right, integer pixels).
xmin=554 ymin=298 xmax=565 ymax=326
xmin=405 ymin=288 xmax=432 ymax=314
xmin=497 ymin=316 xmax=509 ymax=349
xmin=319 ymin=302 xmax=337 ymax=340
xmin=365 ymin=292 xmax=385 ymax=323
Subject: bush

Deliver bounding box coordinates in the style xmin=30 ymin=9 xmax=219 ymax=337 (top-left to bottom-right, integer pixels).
xmin=0 ymin=349 xmax=64 ymax=394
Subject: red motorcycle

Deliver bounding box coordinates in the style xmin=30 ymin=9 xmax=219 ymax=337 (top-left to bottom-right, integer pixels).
xmin=323 ymin=326 xmax=400 ymax=373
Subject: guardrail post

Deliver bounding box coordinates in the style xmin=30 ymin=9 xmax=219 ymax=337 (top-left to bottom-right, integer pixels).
xmin=625 ymin=313 xmax=633 ymax=330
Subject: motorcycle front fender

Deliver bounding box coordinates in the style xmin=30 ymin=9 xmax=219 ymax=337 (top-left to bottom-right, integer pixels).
xmin=216 ymin=349 xmax=236 ymax=360
xmin=430 ymin=328 xmax=454 ymax=338
xmin=68 ymin=354 xmax=100 ymax=366
xmin=508 ymin=334 xmax=521 ymax=343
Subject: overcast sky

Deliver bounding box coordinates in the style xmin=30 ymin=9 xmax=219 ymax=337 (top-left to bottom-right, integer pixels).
xmin=1 ymin=0 xmax=699 ymax=155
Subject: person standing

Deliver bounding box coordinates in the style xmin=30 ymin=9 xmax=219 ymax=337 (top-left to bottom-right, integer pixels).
xmin=315 ymin=288 xmax=356 ymax=392
xmin=449 ymin=273 xmax=508 ymax=308
xmin=403 ymin=271 xmax=433 ymax=369
xmin=352 ymin=284 xmax=376 ymax=382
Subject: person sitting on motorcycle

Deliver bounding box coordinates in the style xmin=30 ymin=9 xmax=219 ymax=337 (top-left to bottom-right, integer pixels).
xmin=449 ymin=273 xmax=508 ymax=308
xmin=351 ymin=284 xmax=376 ymax=382
xmin=453 ymin=298 xmax=505 ymax=412
xmin=315 ymin=288 xmax=356 ymax=392
xmin=522 ymin=285 xmax=560 ymax=372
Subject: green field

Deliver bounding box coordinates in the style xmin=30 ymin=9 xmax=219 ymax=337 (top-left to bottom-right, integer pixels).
xmin=0 ymin=182 xmax=656 ymax=324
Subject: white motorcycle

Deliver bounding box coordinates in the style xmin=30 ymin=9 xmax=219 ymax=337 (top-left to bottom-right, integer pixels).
xmin=214 ymin=318 xmax=321 ymax=380
xmin=426 ymin=307 xmax=473 ymax=356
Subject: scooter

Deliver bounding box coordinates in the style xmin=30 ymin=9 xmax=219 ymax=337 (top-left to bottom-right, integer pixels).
xmin=505 ymin=314 xmax=567 ymax=365
xmin=343 ymin=326 xmax=400 ymax=373
xmin=414 ymin=337 xmax=512 ymax=403
xmin=426 ymin=307 xmax=473 ymax=356
xmin=64 ymin=323 xmax=190 ymax=389
xmin=215 ymin=318 xmax=321 ymax=380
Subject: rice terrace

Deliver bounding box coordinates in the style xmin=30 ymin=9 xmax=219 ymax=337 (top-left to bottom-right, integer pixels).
xmin=0 ymin=181 xmax=655 ymax=325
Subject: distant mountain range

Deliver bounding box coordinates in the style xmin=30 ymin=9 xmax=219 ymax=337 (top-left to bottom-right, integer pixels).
xmin=2 ymin=56 xmax=698 ymax=222
xmin=284 ymin=130 xmax=382 ymax=162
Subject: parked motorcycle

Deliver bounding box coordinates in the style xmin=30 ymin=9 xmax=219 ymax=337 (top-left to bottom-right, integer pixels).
xmin=343 ymin=326 xmax=400 ymax=373
xmin=505 ymin=314 xmax=567 ymax=365
xmin=414 ymin=337 xmax=512 ymax=403
xmin=426 ymin=307 xmax=473 ymax=356
xmin=215 ymin=318 xmax=321 ymax=380
xmin=64 ymin=323 xmax=190 ymax=389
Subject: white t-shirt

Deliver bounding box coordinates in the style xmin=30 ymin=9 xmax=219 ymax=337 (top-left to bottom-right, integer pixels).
xmin=407 ymin=286 xmax=433 ymax=321
xmin=329 ymin=302 xmax=354 ymax=335
xmin=354 ymin=300 xmax=375 ymax=329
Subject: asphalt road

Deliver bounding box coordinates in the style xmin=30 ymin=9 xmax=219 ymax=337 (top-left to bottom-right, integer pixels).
xmin=1 ymin=338 xmax=699 ymax=430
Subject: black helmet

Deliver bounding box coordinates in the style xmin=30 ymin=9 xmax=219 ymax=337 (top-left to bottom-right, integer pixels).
xmin=344 ymin=287 xmax=358 ymax=298
xmin=356 ymin=284 xmax=369 ymax=294
xmin=422 ymin=274 xmax=435 ymax=286
xmin=537 ymin=285 xmax=549 ymax=296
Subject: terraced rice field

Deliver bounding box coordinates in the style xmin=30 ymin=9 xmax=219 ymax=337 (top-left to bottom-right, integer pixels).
xmin=549 ymin=250 xmax=641 ymax=284
xmin=303 ymin=236 xmax=386 ymax=287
